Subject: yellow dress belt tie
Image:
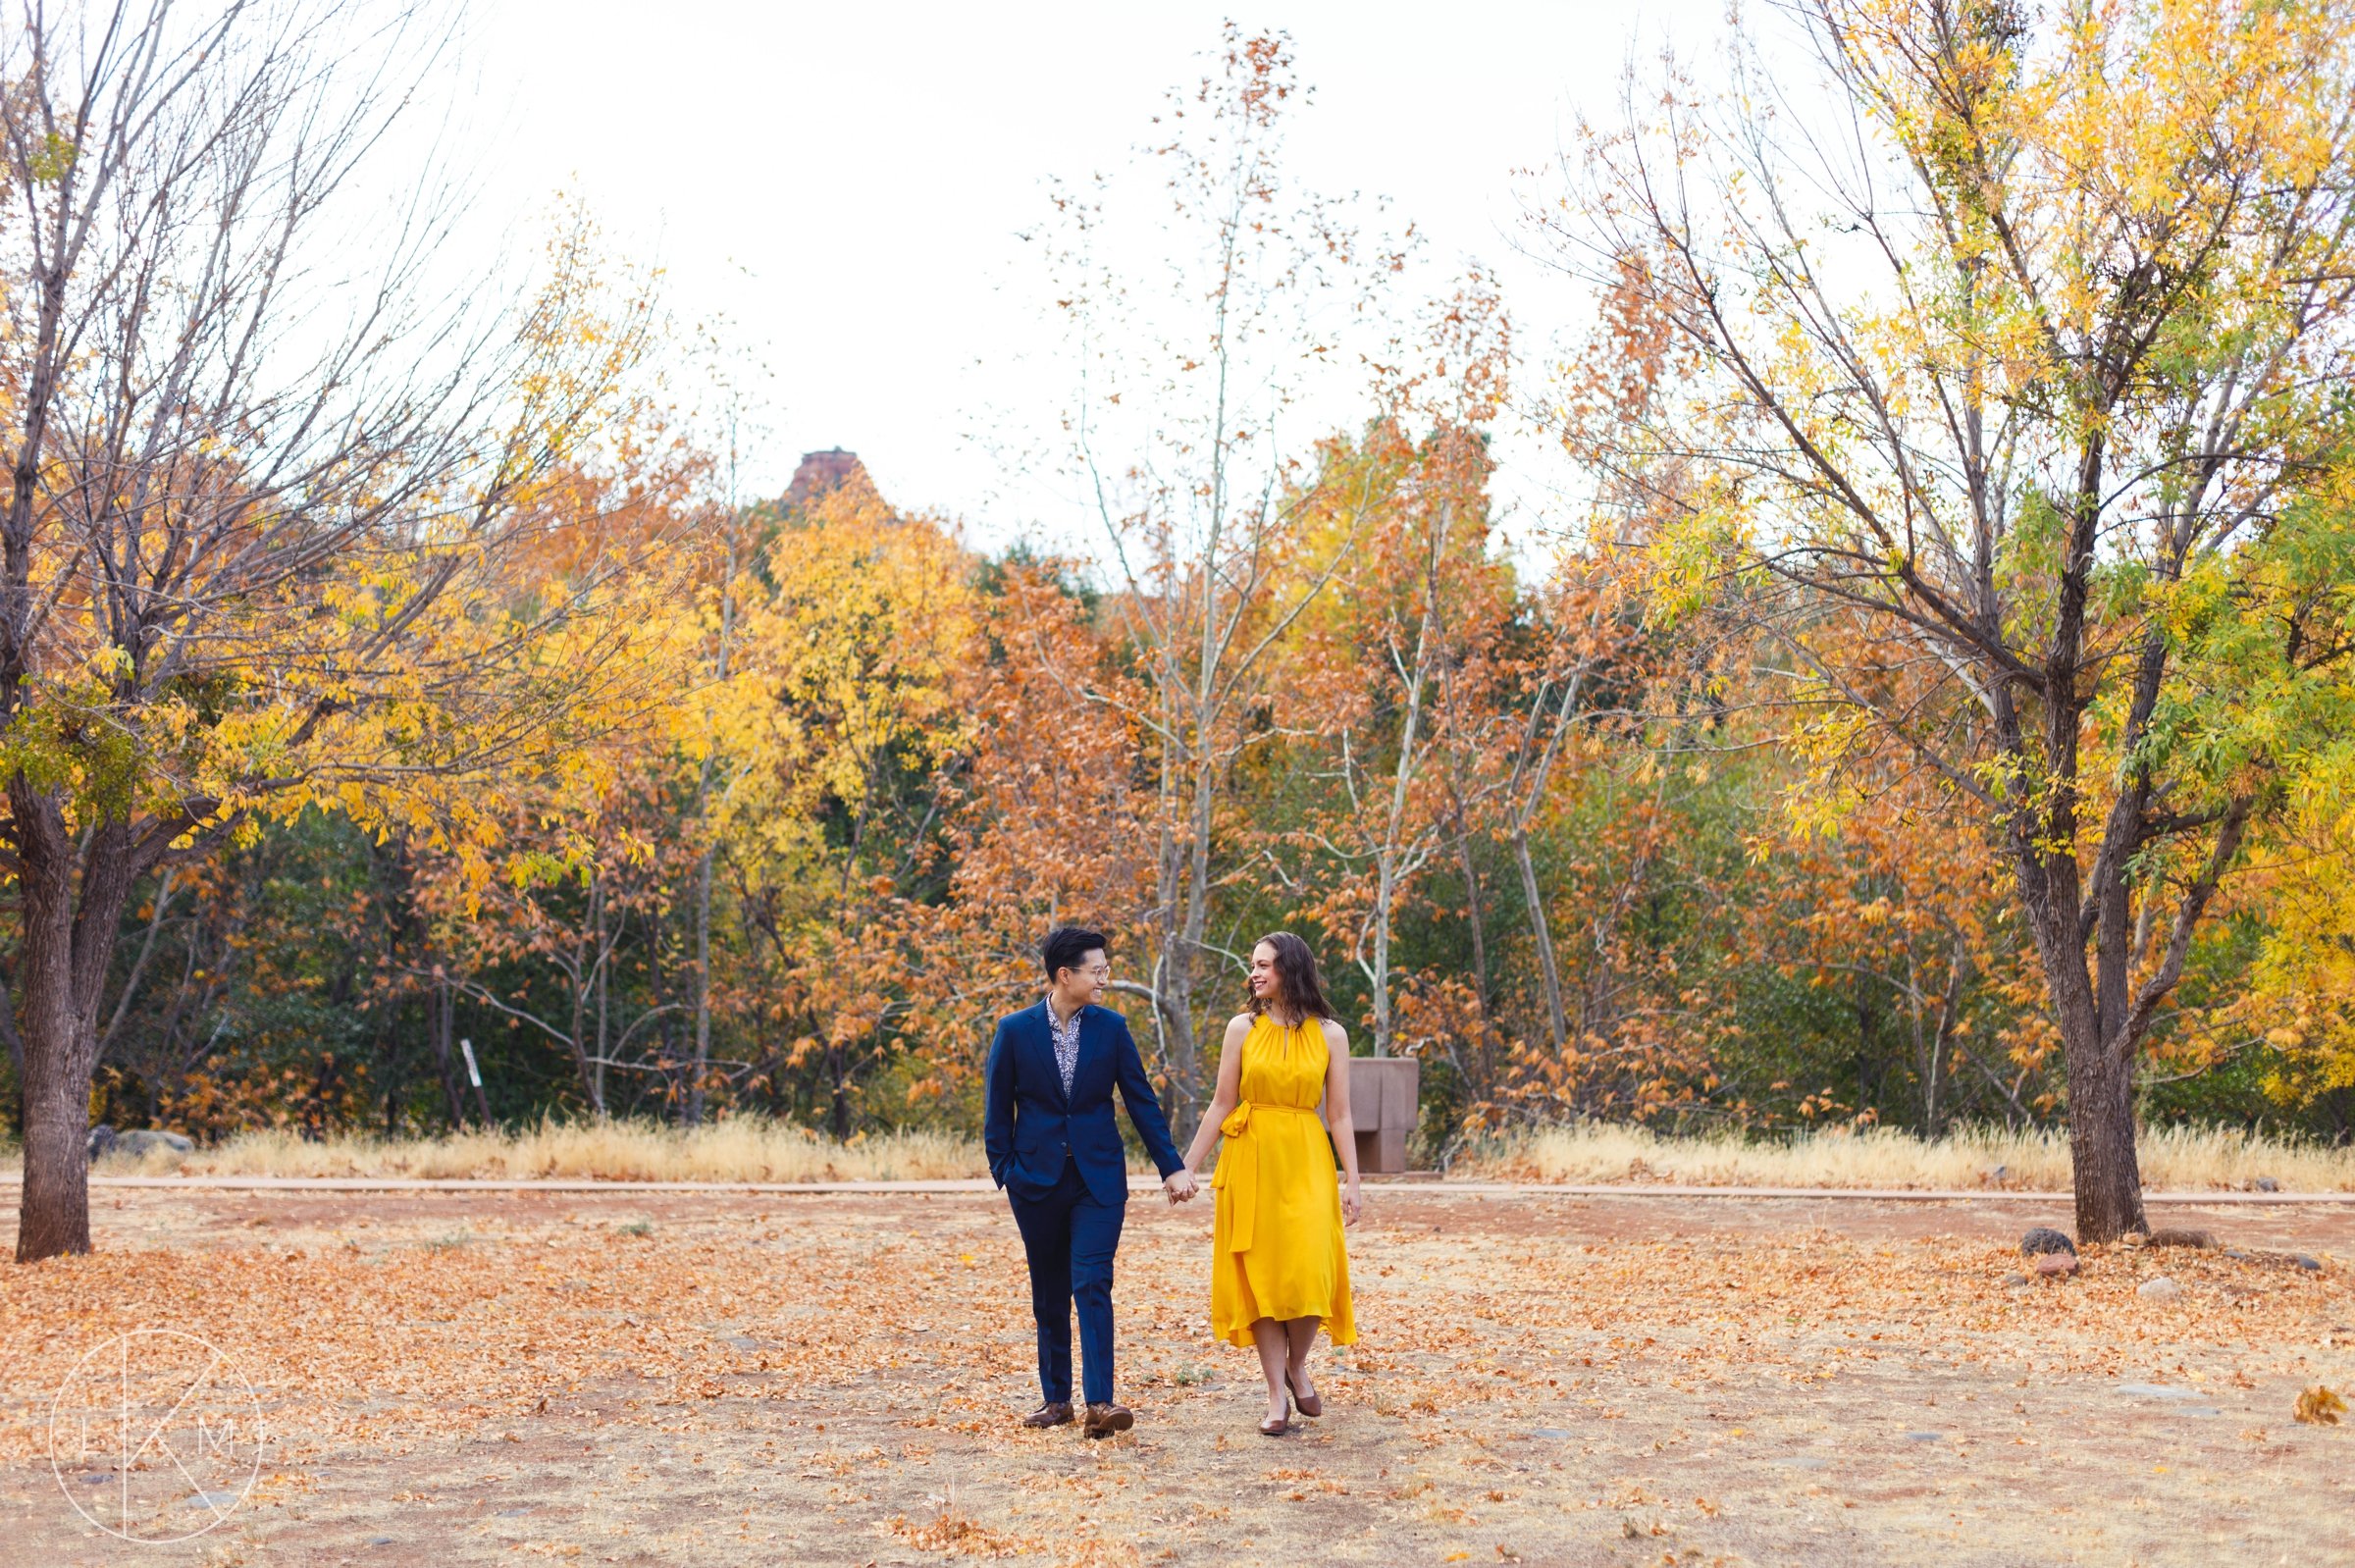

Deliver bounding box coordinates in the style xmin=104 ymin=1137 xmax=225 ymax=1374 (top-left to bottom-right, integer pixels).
xmin=1213 ymin=1100 xmax=1322 ymax=1253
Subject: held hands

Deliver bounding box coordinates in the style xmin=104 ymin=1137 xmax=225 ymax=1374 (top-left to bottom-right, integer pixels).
xmin=1164 ymin=1166 xmax=1200 ymax=1206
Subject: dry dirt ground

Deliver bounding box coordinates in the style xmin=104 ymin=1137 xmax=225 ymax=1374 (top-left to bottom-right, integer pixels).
xmin=1 ymin=1184 xmax=2351 ymax=1567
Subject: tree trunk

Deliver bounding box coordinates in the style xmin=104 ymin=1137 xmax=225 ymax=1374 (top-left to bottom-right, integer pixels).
xmin=432 ymin=976 xmax=467 ymax=1129
xmin=686 ymin=534 xmax=737 ymax=1128
xmin=1907 ymin=948 xmax=1931 ymax=1136
xmin=1368 ymin=858 xmax=1395 ymax=1058
xmin=464 ymin=1039 xmax=493 ymax=1127
xmin=1924 ymin=928 xmax=1968 ymax=1139
xmin=1145 ymin=721 xmax=1218 ymax=1143
xmin=1513 ymin=826 xmax=1568 ymax=1054
xmin=2064 ymin=1021 xmax=2147 ymax=1241
xmin=13 ymin=807 xmax=147 ymax=1262
xmin=591 ymin=874 xmax=610 ymax=1116
xmin=1156 ymin=925 xmax=1203 ymax=1145
xmin=1366 ymin=864 xmax=1394 ymax=1058
xmin=565 ymin=954 xmax=601 ymax=1119
xmin=1451 ymin=803 xmax=1492 ymax=1015
xmin=15 ymin=992 xmax=91 ymax=1263
xmin=1853 ymin=983 xmax=1880 ymax=1111
xmin=1367 ymin=656 xmax=1432 ymax=1060
xmin=1443 ymin=783 xmax=1496 ymax=1101
xmin=0 ymin=967 xmax=26 ymax=1102
xmin=2013 ymin=887 xmax=2153 ymax=1241
xmin=2019 ymin=847 xmax=2152 ymax=1241
xmin=687 ymin=845 xmax=714 ymax=1125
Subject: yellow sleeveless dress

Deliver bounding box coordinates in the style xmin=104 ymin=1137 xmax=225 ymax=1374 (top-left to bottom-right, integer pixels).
xmin=1210 ymin=1014 xmax=1356 ymax=1347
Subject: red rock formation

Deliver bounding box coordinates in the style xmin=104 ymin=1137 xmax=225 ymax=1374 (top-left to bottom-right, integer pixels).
xmin=786 ymin=447 xmax=867 ymax=506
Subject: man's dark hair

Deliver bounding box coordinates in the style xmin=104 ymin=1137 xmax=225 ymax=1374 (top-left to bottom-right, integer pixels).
xmin=1041 ymin=926 xmax=1108 ymax=985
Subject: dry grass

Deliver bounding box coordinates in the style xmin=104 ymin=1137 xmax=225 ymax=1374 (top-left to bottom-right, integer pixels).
xmin=72 ymin=1116 xmax=989 ymax=1182
xmin=2 ymin=1114 xmax=2346 ymax=1190
xmin=1457 ymin=1120 xmax=2355 ymax=1191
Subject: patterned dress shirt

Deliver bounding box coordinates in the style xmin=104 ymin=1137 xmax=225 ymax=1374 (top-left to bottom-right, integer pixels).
xmin=1046 ymin=998 xmax=1082 ymax=1097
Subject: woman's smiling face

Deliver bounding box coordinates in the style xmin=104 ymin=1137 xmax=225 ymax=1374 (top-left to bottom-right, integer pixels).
xmin=1248 ymin=942 xmax=1281 ymax=1001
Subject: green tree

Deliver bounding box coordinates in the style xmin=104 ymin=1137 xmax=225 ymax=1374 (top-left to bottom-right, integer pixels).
xmin=1547 ymin=0 xmax=2355 ymax=1236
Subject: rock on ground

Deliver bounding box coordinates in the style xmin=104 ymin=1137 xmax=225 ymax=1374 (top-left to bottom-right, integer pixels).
xmin=85 ymin=1125 xmax=195 ymax=1161
xmin=2020 ymin=1227 xmax=2077 ymax=1258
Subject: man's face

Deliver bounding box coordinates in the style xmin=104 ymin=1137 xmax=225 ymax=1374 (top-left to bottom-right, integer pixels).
xmin=1058 ymin=949 xmax=1110 ymax=1008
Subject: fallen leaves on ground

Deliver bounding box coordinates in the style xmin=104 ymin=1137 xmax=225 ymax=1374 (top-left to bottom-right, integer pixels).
xmin=0 ymin=1191 xmax=2347 ymax=1565
xmin=0 ymin=1200 xmax=2342 ymax=1461
xmin=889 ymin=1510 xmax=1038 ymax=1557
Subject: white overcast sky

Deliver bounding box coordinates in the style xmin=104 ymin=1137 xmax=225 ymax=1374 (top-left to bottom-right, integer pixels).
xmin=468 ymin=1 xmax=1733 ymax=552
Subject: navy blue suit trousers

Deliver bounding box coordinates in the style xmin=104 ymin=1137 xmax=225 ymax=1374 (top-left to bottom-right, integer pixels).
xmin=1007 ymin=1156 xmax=1125 ymax=1405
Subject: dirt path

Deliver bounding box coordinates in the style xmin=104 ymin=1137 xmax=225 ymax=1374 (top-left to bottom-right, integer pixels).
xmin=2 ymin=1187 xmax=2349 ymax=1566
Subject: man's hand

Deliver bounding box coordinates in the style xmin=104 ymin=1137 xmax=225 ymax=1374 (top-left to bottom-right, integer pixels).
xmin=1163 ymin=1167 xmax=1198 ymax=1205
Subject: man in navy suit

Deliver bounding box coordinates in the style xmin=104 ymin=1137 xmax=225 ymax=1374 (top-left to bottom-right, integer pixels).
xmin=984 ymin=925 xmax=1195 ymax=1437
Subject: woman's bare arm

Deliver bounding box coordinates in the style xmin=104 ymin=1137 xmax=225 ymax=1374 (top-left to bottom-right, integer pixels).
xmin=1322 ymin=1019 xmax=1361 ymax=1223
xmin=1181 ymin=1016 xmax=1252 ymax=1175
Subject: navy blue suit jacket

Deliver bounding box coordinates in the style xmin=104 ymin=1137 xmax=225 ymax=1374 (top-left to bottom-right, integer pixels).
xmin=983 ymin=1001 xmax=1183 ymax=1207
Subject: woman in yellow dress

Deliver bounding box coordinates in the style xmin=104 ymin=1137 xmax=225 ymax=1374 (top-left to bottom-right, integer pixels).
xmin=1178 ymin=931 xmax=1360 ymax=1436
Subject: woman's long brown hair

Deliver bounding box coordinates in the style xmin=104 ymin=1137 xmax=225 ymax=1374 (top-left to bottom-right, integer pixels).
xmin=1249 ymin=931 xmax=1335 ymax=1023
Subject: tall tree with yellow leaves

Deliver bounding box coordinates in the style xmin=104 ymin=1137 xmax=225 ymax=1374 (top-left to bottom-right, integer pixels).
xmin=1546 ymin=0 xmax=2355 ymax=1237
xmin=1 ymin=3 xmax=657 ymax=1260
xmin=714 ymin=476 xmax=976 ymax=1136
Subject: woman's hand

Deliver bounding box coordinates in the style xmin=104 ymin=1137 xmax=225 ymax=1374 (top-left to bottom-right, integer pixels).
xmin=1341 ymin=1176 xmax=1361 ymax=1227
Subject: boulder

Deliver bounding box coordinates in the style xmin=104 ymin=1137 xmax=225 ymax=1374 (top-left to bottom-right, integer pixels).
xmin=2020 ymin=1227 xmax=2077 ymax=1258
xmin=2148 ymin=1228 xmax=2218 ymax=1250
xmin=86 ymin=1125 xmax=194 ymax=1163
xmin=2032 ymin=1252 xmax=2079 ymax=1279
xmin=2255 ymin=1176 xmax=2280 ymax=1193
xmin=2137 ymin=1277 xmax=2185 ymax=1302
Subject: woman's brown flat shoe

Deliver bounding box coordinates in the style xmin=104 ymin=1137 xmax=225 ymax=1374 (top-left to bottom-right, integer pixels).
xmin=1285 ymin=1368 xmax=1322 ymax=1418
xmin=1259 ymin=1414 xmax=1291 ymax=1437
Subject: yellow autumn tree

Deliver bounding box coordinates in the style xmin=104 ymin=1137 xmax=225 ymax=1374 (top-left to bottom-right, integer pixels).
xmin=709 ymin=474 xmax=979 ymax=1135
xmin=0 ymin=5 xmax=666 ymax=1261
xmin=1544 ymin=0 xmax=2355 ymax=1238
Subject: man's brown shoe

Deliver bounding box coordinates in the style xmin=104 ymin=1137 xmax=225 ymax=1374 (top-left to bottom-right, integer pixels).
xmin=1082 ymin=1402 xmax=1134 ymax=1438
xmin=1022 ymin=1400 xmax=1073 ymax=1429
